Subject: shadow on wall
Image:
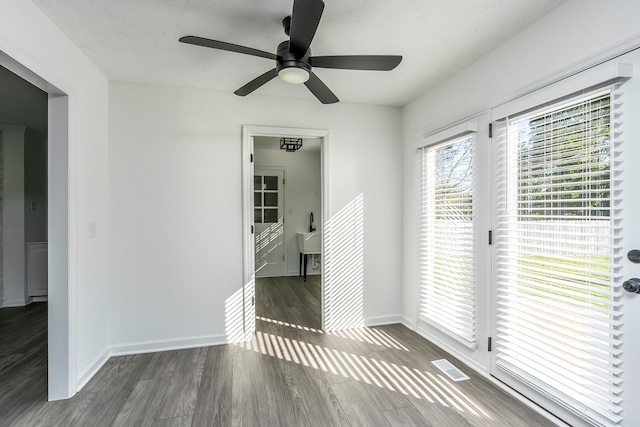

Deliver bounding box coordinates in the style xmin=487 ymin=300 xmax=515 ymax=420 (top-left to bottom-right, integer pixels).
xmin=227 ymin=194 xmax=364 ymax=341
xmin=324 ymin=194 xmax=364 ymax=331
xmin=226 ymin=271 xmax=256 ymax=343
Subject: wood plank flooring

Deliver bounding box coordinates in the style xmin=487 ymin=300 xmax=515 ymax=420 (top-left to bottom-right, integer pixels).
xmin=1 ymin=277 xmax=557 ymax=426
xmin=0 ymin=303 xmax=48 ymax=426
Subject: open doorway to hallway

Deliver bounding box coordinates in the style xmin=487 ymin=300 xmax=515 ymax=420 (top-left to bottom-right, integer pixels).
xmin=0 ymin=63 xmax=49 ymax=423
xmin=0 ymin=48 xmax=70 ymax=402
xmin=253 ymin=136 xmax=323 ymax=330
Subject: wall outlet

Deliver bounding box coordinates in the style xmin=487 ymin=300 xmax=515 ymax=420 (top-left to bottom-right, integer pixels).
xmin=89 ymin=221 xmax=97 ymax=238
xmin=31 ymin=201 xmax=37 ymax=211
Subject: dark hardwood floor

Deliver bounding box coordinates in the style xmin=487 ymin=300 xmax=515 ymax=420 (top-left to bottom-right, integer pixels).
xmin=1 ymin=278 xmax=556 ymax=426
xmin=0 ymin=303 xmax=48 ymax=426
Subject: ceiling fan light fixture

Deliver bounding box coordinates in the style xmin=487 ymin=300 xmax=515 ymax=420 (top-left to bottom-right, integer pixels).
xmin=278 ymin=67 xmax=310 ymax=84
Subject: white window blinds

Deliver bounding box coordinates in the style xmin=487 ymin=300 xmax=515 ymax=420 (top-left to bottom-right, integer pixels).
xmin=493 ymin=87 xmax=623 ymax=426
xmin=419 ymin=134 xmax=477 ymax=349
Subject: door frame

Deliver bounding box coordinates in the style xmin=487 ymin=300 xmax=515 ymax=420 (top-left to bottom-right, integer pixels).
xmin=253 ymin=166 xmax=287 ymax=278
xmin=0 ymin=50 xmax=72 ymax=400
xmin=242 ymin=125 xmax=330 ymax=333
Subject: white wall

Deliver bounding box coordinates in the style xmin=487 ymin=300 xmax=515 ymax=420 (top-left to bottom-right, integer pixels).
xmin=255 ymin=138 xmax=322 ymax=276
xmin=402 ymin=0 xmax=640 ymax=424
xmin=108 ymin=82 xmax=402 ymax=347
xmin=0 ymin=0 xmax=110 ymax=398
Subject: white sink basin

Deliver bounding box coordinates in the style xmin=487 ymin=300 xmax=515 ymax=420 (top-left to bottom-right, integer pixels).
xmin=297 ymin=232 xmax=321 ymax=254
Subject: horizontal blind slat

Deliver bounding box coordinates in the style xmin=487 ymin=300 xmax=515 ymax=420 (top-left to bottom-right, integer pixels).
xmin=419 ymin=134 xmax=477 ymax=348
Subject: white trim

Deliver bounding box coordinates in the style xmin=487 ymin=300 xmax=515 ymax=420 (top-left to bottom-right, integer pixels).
xmin=492 ymin=62 xmax=633 ymax=120
xmin=0 ymin=50 xmax=65 ymax=95
xmin=75 ymin=347 xmax=110 ymax=392
xmin=364 ymin=315 xmax=403 ymax=327
xmin=110 ymin=334 xmax=228 ymax=356
xmin=48 ymin=93 xmax=72 ymax=401
xmin=401 ymin=316 xmax=415 ymax=329
xmin=417 ymin=120 xmax=478 ymax=148
xmin=2 ymin=300 xmax=29 ymax=307
xmin=286 ymin=270 xmax=320 ymax=277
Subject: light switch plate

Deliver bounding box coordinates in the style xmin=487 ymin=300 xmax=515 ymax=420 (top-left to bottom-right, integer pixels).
xmin=89 ymin=221 xmax=97 ymax=238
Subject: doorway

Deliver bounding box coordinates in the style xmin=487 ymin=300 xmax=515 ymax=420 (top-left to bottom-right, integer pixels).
xmin=242 ymin=126 xmax=329 ymax=335
xmin=0 ymin=51 xmax=70 ymax=401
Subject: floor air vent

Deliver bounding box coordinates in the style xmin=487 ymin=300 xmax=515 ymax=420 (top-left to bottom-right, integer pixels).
xmin=431 ymin=359 xmax=470 ymax=382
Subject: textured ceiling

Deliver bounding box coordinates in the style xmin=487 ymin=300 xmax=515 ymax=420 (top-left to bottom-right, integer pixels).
xmin=31 ymin=0 xmax=565 ymax=107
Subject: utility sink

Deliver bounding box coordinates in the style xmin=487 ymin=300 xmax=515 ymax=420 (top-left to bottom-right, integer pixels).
xmin=297 ymin=232 xmax=321 ymax=254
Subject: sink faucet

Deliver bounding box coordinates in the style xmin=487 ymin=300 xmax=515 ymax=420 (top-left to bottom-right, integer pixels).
xmin=309 ymin=212 xmax=316 ymax=232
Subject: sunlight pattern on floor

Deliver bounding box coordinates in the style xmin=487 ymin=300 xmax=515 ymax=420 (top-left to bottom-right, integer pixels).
xmin=236 ymin=327 xmax=492 ymax=420
xmin=326 ymin=327 xmax=410 ymax=351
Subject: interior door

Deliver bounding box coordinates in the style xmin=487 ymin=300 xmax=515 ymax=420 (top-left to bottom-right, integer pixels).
xmin=254 ymin=169 xmax=286 ymax=277
xmin=490 ymin=78 xmax=631 ymax=427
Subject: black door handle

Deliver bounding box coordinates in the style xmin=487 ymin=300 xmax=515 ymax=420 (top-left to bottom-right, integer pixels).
xmin=623 ymin=278 xmax=640 ymax=293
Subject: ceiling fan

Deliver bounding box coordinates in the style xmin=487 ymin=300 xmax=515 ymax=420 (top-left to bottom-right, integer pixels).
xmin=179 ymin=0 xmax=402 ymax=104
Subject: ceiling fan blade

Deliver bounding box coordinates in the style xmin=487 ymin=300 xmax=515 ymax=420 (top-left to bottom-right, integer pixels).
xmin=289 ymin=0 xmax=324 ymax=57
xmin=234 ymin=68 xmax=278 ymax=96
xmin=179 ymin=36 xmax=276 ymax=60
xmin=310 ymin=55 xmax=402 ymax=71
xmin=304 ymin=72 xmax=338 ymax=104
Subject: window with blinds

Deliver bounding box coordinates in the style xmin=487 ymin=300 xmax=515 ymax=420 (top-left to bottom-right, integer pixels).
xmin=493 ymin=88 xmax=623 ymax=426
xmin=419 ymin=134 xmax=477 ymax=349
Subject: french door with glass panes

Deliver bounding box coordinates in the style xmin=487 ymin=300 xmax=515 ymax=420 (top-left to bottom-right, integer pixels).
xmin=490 ymin=78 xmax=629 ymax=427
xmin=254 ymin=169 xmax=286 ymax=277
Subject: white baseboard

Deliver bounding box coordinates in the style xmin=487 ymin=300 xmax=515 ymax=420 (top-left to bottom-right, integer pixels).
xmin=33 ymin=296 xmax=48 ymax=302
xmin=73 ymin=334 xmax=233 ymax=395
xmin=2 ymin=299 xmax=27 ymax=307
xmin=400 ymin=315 xmax=415 ymax=329
xmin=286 ymin=271 xmax=321 ymax=277
xmin=364 ymin=314 xmax=402 ymax=327
xmin=110 ymin=333 xmax=228 ymax=356
xmin=76 ymin=347 xmax=110 ymax=392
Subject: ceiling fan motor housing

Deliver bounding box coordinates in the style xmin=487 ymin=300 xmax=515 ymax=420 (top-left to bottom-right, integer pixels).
xmin=276 ymin=41 xmax=311 ymax=74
